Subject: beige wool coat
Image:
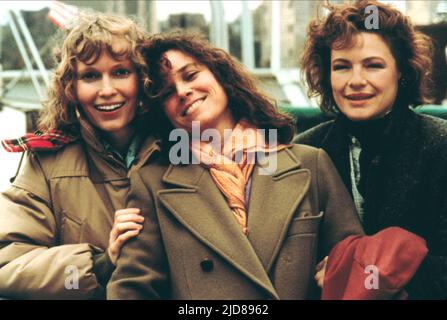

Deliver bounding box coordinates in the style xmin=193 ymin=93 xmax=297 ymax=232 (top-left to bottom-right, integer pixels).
xmin=108 ymin=144 xmax=364 ymax=300
xmin=0 ymin=118 xmax=159 ymax=299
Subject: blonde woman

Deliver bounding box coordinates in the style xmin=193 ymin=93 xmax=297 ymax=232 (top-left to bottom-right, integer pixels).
xmin=0 ymin=11 xmax=156 ymax=299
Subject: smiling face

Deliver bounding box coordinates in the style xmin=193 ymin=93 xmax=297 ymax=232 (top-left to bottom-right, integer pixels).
xmin=330 ymin=32 xmax=401 ymax=121
xmin=161 ymin=50 xmax=235 ymax=134
xmin=75 ymin=42 xmax=138 ymax=144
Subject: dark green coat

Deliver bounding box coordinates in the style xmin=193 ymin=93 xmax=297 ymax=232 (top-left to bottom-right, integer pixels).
xmin=296 ymin=107 xmax=447 ymax=299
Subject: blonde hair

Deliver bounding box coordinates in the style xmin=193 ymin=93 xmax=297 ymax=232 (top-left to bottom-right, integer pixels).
xmin=38 ymin=10 xmax=150 ymax=132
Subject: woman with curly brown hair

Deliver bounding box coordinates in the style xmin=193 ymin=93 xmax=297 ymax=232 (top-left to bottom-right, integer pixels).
xmin=0 ymin=11 xmax=157 ymax=299
xmin=107 ymin=32 xmax=364 ymax=299
xmin=296 ymin=0 xmax=447 ymax=299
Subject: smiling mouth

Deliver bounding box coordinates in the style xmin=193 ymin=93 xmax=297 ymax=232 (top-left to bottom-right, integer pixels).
xmin=94 ymin=102 xmax=125 ymax=112
xmin=345 ymin=94 xmax=375 ymax=101
xmin=181 ymin=97 xmax=206 ymax=117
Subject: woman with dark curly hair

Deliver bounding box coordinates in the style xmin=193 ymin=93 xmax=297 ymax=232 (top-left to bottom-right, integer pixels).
xmin=107 ymin=32 xmax=364 ymax=299
xmin=296 ymin=0 xmax=447 ymax=299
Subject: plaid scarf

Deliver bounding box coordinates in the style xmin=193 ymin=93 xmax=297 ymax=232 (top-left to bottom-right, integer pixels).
xmin=1 ymin=130 xmax=77 ymax=153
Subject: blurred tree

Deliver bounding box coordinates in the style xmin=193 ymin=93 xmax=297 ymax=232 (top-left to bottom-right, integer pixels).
xmin=1 ymin=8 xmax=57 ymax=70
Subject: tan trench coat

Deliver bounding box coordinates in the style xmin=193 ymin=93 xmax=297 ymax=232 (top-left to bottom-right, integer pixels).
xmin=108 ymin=144 xmax=364 ymax=299
xmin=0 ymin=119 xmax=159 ymax=299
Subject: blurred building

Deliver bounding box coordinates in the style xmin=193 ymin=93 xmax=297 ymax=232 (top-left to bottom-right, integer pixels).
xmin=161 ymin=13 xmax=209 ymax=37
xmin=228 ymin=17 xmax=242 ymax=61
xmin=407 ymin=0 xmax=447 ymax=25
xmin=1 ymin=0 xmax=445 ymax=108
xmin=252 ymin=2 xmax=270 ymax=68
xmin=65 ymin=0 xmax=158 ymax=33
xmin=253 ymin=0 xmax=324 ymax=69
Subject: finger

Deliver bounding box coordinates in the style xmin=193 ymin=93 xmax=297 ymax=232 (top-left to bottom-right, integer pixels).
xmin=316 ymin=260 xmax=325 ymax=271
xmin=115 ymin=213 xmax=145 ymax=224
xmin=109 ymin=228 xmax=119 ymax=243
xmin=110 ymin=220 xmax=143 ymax=243
xmin=314 ymin=271 xmax=324 ymax=288
xmin=316 ymin=263 xmax=323 ymax=272
xmin=314 ymin=270 xmax=322 ymax=282
xmin=318 ymin=277 xmax=324 ymax=288
xmin=319 ymin=270 xmax=326 ymax=288
xmin=115 ymin=208 xmax=141 ymax=217
xmin=109 ymin=223 xmax=122 ymax=242
xmin=114 ymin=229 xmax=140 ymax=250
xmin=316 ymin=256 xmax=329 ymax=271
xmin=115 ymin=221 xmax=144 ymax=234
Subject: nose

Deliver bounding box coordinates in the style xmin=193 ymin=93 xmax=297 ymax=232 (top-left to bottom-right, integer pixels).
xmin=98 ymin=76 xmax=118 ymax=97
xmin=176 ymin=82 xmax=192 ymax=103
xmin=348 ymin=67 xmax=367 ymax=89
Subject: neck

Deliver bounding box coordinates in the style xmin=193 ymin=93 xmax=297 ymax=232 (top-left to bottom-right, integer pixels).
xmin=194 ymin=111 xmax=236 ymax=153
xmin=218 ymin=119 xmax=237 ymax=152
xmin=104 ymin=127 xmax=135 ymax=155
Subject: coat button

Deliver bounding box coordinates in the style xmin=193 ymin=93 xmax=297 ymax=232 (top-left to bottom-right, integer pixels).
xmin=200 ymin=259 xmax=214 ymax=272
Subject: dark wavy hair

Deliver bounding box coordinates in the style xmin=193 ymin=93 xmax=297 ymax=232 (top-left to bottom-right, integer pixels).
xmin=300 ymin=0 xmax=434 ymax=113
xmin=142 ymin=32 xmax=295 ymax=149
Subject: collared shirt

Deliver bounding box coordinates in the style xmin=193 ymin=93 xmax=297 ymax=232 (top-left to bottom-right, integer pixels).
xmin=102 ymin=133 xmax=142 ymax=169
xmin=348 ymin=135 xmax=364 ymax=222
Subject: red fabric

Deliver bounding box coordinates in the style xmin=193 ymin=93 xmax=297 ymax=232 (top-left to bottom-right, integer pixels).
xmin=1 ymin=130 xmax=77 ymax=153
xmin=322 ymin=227 xmax=428 ymax=300
xmin=48 ymin=0 xmax=79 ymax=29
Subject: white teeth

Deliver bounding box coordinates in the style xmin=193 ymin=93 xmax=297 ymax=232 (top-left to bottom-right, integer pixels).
xmin=95 ymin=103 xmax=124 ymax=112
xmin=183 ymin=98 xmax=204 ymax=116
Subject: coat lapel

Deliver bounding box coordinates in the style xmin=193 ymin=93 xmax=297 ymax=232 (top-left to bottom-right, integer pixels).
xmin=246 ymin=147 xmax=311 ymax=272
xmin=157 ymin=164 xmax=279 ymax=299
xmin=321 ymin=119 xmax=352 ymax=193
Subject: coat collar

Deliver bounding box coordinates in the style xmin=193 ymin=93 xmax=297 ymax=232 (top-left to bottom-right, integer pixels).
xmin=157 ymin=146 xmax=310 ymax=299
xmin=79 ymin=113 xmax=161 ymax=183
xmin=320 ymin=119 xmax=352 ymax=192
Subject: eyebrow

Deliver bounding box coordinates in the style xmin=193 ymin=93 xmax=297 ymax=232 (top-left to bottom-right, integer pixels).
xmin=77 ymin=59 xmax=133 ymax=71
xmin=332 ymin=57 xmax=386 ymax=64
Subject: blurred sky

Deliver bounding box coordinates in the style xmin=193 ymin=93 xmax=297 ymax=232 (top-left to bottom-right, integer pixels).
xmin=0 ymin=1 xmax=263 ymax=25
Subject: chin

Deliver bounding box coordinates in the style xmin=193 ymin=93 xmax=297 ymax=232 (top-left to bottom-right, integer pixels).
xmin=100 ymin=122 xmax=128 ymax=133
xmin=343 ymin=110 xmax=377 ymax=122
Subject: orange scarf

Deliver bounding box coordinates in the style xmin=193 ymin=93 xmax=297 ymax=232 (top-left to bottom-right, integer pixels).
xmin=191 ymin=120 xmax=284 ymax=235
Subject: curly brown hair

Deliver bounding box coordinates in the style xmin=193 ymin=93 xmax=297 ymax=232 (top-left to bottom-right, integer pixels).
xmin=142 ymin=32 xmax=295 ymax=146
xmin=300 ymin=0 xmax=434 ymax=113
xmin=37 ymin=10 xmax=150 ymax=133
